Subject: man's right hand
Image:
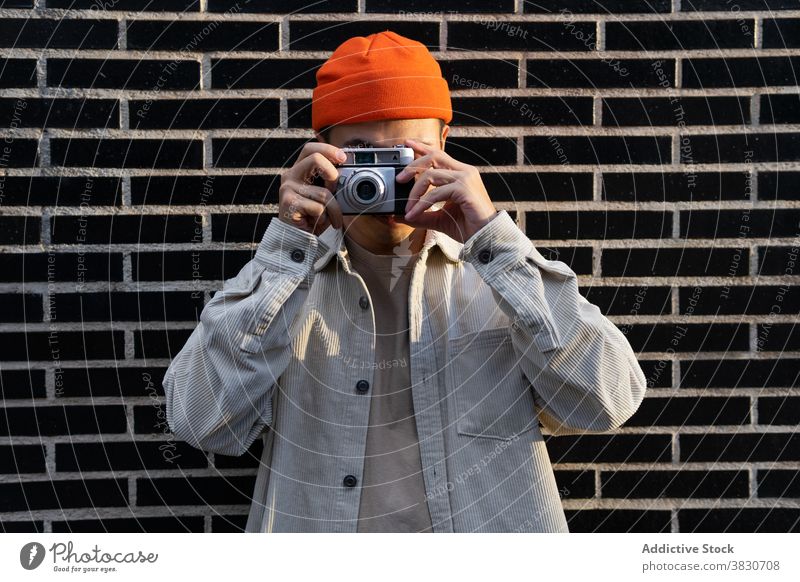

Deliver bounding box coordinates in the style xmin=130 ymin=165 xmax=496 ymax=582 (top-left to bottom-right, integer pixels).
xmin=278 ymin=142 xmax=346 ymax=236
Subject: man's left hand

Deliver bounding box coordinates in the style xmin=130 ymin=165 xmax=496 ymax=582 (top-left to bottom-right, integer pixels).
xmin=394 ymin=138 xmax=498 ymax=243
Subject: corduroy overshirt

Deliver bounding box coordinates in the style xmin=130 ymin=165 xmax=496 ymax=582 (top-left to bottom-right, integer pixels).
xmin=164 ymin=209 xmax=647 ymax=532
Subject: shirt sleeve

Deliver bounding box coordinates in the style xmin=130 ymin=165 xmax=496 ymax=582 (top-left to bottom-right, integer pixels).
xmin=459 ymin=210 xmax=647 ymax=436
xmin=163 ymin=217 xmax=324 ymax=456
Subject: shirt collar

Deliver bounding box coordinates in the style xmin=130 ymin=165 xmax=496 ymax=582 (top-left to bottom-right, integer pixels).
xmin=313 ymin=224 xmax=463 ymax=273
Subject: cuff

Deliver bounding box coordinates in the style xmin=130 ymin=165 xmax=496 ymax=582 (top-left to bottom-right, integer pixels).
xmin=254 ymin=217 xmax=322 ymax=277
xmin=459 ymin=210 xmax=532 ymax=278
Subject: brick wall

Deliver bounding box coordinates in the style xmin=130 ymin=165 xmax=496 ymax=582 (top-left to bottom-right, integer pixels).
xmin=0 ymin=0 xmax=798 ymax=533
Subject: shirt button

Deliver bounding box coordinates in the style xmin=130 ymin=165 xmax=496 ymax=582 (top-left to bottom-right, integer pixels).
xmin=342 ymin=474 xmax=358 ymax=487
xmin=290 ymin=249 xmax=305 ymax=263
xmin=477 ymin=249 xmax=493 ymax=264
xmin=355 ymin=380 xmax=370 ymax=393
xmin=358 ymin=295 xmax=369 ymax=310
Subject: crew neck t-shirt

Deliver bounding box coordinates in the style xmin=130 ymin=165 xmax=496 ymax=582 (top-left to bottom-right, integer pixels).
xmin=345 ymin=234 xmax=434 ymax=533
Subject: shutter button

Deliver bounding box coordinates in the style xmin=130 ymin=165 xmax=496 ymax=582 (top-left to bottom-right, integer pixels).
xmin=359 ymin=296 xmax=369 ymax=310
xmin=478 ymin=249 xmax=493 ymax=264
xmin=290 ymin=249 xmax=305 ymax=263
xmin=355 ymin=380 xmax=369 ymax=393
xmin=343 ymin=474 xmax=358 ymax=487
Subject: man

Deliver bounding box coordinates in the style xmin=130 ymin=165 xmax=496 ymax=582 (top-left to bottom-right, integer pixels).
xmin=163 ymin=30 xmax=647 ymax=533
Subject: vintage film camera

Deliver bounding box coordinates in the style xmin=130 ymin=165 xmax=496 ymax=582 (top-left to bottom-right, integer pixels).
xmin=312 ymin=145 xmax=415 ymax=215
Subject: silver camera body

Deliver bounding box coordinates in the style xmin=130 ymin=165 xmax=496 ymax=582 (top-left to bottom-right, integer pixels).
xmin=331 ymin=146 xmax=415 ymax=215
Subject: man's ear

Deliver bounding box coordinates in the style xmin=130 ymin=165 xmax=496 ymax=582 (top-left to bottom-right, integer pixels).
xmin=315 ymin=131 xmax=325 ymax=143
xmin=440 ymin=124 xmax=450 ymax=149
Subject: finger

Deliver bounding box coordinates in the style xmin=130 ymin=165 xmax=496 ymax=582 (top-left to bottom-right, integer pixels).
xmin=398 ymin=138 xmax=466 ymax=178
xmin=283 ymin=194 xmax=326 ymax=223
xmin=322 ymin=188 xmax=343 ymax=230
xmin=405 ymin=182 xmax=459 ymax=219
xmin=296 ymin=151 xmax=343 ymax=184
xmin=297 ymin=141 xmax=347 ymax=166
xmin=396 ymin=206 xmax=448 ymax=231
xmin=404 ymin=168 xmax=456 ymax=215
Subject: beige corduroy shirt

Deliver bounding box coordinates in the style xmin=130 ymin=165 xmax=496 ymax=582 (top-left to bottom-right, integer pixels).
xmin=164 ymin=210 xmax=647 ymax=532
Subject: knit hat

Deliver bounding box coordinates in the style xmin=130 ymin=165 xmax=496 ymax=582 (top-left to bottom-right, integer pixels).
xmin=311 ymin=30 xmax=453 ymax=132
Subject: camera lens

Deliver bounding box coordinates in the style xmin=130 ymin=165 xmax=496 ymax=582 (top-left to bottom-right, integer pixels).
xmin=355 ymin=180 xmax=377 ymax=201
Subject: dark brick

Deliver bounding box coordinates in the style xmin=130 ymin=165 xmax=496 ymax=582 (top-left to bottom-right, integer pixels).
xmin=48 ymin=59 xmax=200 ymax=90
xmin=449 ymin=21 xmax=594 ymax=51
xmin=565 ymin=509 xmax=671 ymax=533
xmin=212 ymin=137 xmax=307 ymax=168
xmin=602 ymin=248 xmax=750 ymax=277
xmin=50 ymin=214 xmax=200 ymax=244
xmin=683 ymin=57 xmax=800 ymax=88
xmin=0 ymin=176 xmax=122 ymax=206
xmin=58 ymin=367 xmax=167 ymax=399
xmin=679 ymin=285 xmax=798 ymax=315
xmin=640 ymin=360 xmax=673 ymax=389
xmin=627 ymin=396 xmax=751 ymax=426
xmin=134 ymin=329 xmax=193 ymax=359
xmin=603 ymin=97 xmax=749 ymax=126
xmin=625 ymin=323 xmax=749 ymax=353
xmin=0 ymin=19 xmax=117 ymax=49
xmin=680 ymin=433 xmax=800 ymax=462
xmin=0 ymin=520 xmax=44 ymax=533
xmin=2 ymin=331 xmax=124 ymax=361
xmin=758 ymin=245 xmax=800 ymax=275
xmin=211 ymin=58 xmax=321 ymax=89
xmin=680 ymin=133 xmax=800 ymax=163
xmin=756 ymin=323 xmax=799 ymax=351
xmin=582 ymin=286 xmax=670 ymax=316
xmin=212 ymin=515 xmax=248 ymax=532
xmin=211 ymin=213 xmax=276 ymax=243
xmin=51 ymin=139 xmax=203 ymax=169
xmin=0 ymin=479 xmax=129 ymax=511
xmin=680 ymin=209 xmax=800 ymax=238
xmin=0 ymin=252 xmax=124 ymax=283
xmin=0 ymin=98 xmax=119 ymax=129
xmin=441 ymin=59 xmax=520 ymax=90
xmin=544 ymin=434 xmax=672 ymax=463
xmin=132 ymin=250 xmax=252 ymax=281
xmin=481 ymin=172 xmax=593 ymax=203
xmin=0 ymin=369 xmax=46 ymax=399
xmin=127 ymin=20 xmax=278 ymax=51
xmin=49 ymin=0 xmax=199 ymax=9
xmin=452 ymin=96 xmax=592 ymax=126
xmin=0 ymin=217 xmax=40 ymax=245
xmin=679 ymin=508 xmax=800 ymax=533
xmin=136 ymin=475 xmax=256 ymax=506
xmin=367 ymin=0 xmax=511 ymax=12
xmin=0 ymin=405 xmax=127 ymax=436
xmin=681 ymin=359 xmax=799 ymax=389
xmin=56 ymin=441 xmax=207 ymax=472
xmin=130 ymin=99 xmax=280 ymax=130
xmin=51 ymin=292 xmax=204 ymax=322
xmin=606 ymin=20 xmax=754 ymax=51
xmin=758 ymin=397 xmax=800 ymax=425
xmin=0 ymin=293 xmax=41 ymax=323
xmin=761 ymin=94 xmax=800 ymax=124
xmin=448 ymin=137 xmax=518 ymax=166
xmin=535 ymin=246 xmax=593 ymax=275
xmin=525 ymin=0 xmax=670 ymax=12
xmin=0 ymin=58 xmax=36 ymax=88
xmin=131 ymin=175 xmax=278 ymax=206
xmin=527 ymin=58 xmax=676 ymax=88
xmin=53 ymin=516 xmax=205 ymax=533
xmin=682 ymin=0 xmax=799 ymax=8
xmin=524 ymin=210 xmax=672 ymax=239
xmin=602 ymin=470 xmax=749 ymax=499
xmin=211 ymin=0 xmax=354 ymax=11
xmin=0 ymin=139 xmax=38 ymax=168
xmin=289 ymin=21 xmax=439 ymax=51
xmin=763 ymin=18 xmax=800 ymax=48
xmin=758 ymin=470 xmax=800 ymax=498
xmin=0 ymin=445 xmax=46 ymax=473
xmin=553 ymin=470 xmax=595 ymax=499
xmin=759 ymin=172 xmax=800 ymax=201
xmin=524 ymin=136 xmax=671 ymax=165
xmin=0 ymin=0 xmax=33 ymax=6
xmin=602 ymin=172 xmax=751 ymax=202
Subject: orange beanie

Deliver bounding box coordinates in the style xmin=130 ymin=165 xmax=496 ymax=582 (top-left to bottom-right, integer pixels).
xmin=311 ymin=30 xmax=452 ymax=132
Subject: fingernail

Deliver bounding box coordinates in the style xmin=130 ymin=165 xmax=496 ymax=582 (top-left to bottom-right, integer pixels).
xmin=336 ymin=149 xmax=346 ymax=161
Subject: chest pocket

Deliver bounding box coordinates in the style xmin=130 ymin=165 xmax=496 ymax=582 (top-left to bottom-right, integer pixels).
xmin=447 ymin=326 xmax=540 ymax=441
